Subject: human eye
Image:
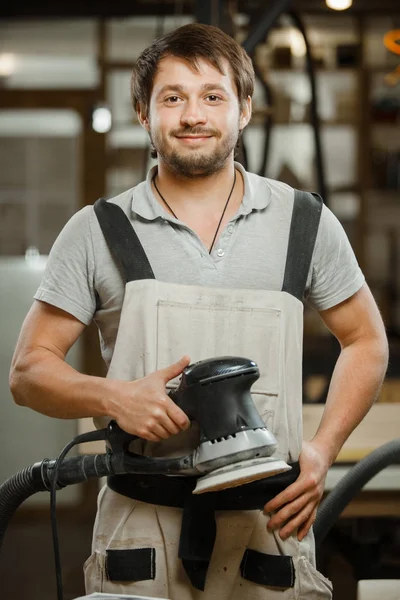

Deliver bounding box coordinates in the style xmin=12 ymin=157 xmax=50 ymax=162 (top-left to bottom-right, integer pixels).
xmin=165 ymin=95 xmax=181 ymax=104
xmin=206 ymin=94 xmax=223 ymax=103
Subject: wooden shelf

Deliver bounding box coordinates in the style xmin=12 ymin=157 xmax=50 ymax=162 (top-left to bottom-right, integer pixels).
xmin=370 ymin=121 xmax=400 ymax=127
xmin=368 ymin=66 xmax=400 ymax=73
xmin=329 ymin=185 xmax=358 ymax=194
xmin=366 ymin=189 xmax=400 ymax=201
xmin=251 ymin=113 xmax=359 ymax=126
xmin=267 ymin=67 xmax=358 ymax=74
xmin=303 ymin=403 xmax=400 ymax=463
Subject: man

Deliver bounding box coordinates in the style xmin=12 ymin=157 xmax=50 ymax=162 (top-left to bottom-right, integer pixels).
xmin=10 ymin=23 xmax=388 ymax=600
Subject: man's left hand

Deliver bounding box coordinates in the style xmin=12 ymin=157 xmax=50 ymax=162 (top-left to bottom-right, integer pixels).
xmin=263 ymin=440 xmax=330 ymax=541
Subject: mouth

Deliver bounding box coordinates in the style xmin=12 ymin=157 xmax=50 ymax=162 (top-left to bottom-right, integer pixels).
xmin=175 ymin=135 xmax=213 ymax=143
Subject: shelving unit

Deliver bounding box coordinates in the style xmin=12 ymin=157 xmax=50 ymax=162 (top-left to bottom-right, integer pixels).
xmin=247 ymin=16 xmax=400 ymax=407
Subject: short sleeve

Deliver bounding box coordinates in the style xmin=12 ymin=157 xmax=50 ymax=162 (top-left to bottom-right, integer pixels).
xmin=306 ymin=204 xmax=365 ymax=312
xmin=34 ymin=205 xmax=96 ymax=325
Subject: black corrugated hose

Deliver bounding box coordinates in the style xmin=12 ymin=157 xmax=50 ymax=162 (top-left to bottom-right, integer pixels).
xmin=0 ymin=451 xmax=112 ymax=553
xmin=0 ymin=464 xmax=47 ymax=551
xmin=314 ymin=438 xmax=400 ymax=547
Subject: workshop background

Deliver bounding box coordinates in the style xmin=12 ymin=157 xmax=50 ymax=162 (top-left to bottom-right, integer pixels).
xmin=0 ymin=1 xmax=399 ymax=599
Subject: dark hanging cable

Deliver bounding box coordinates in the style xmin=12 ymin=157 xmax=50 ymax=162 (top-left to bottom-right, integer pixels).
xmin=253 ymin=63 xmax=274 ymax=177
xmin=288 ymin=11 xmax=328 ymax=204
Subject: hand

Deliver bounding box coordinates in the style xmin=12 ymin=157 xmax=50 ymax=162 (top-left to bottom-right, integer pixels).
xmin=263 ymin=440 xmax=329 ymax=541
xmin=113 ymin=356 xmax=191 ymax=441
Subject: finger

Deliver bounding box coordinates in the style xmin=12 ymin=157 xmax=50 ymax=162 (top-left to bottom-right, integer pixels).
xmin=166 ymin=400 xmax=191 ymax=430
xmin=267 ymin=492 xmax=310 ymax=531
xmin=297 ymin=509 xmax=317 ymax=541
xmin=160 ymin=355 xmax=191 ymax=383
xmin=136 ymin=429 xmax=165 ymax=443
xmin=264 ymin=478 xmax=308 ymax=513
xmin=151 ymin=422 xmax=175 ymax=440
xmin=146 ymin=405 xmax=186 ymax=436
xmin=278 ymin=503 xmax=317 ymax=541
xmin=159 ymin=410 xmax=185 ymax=435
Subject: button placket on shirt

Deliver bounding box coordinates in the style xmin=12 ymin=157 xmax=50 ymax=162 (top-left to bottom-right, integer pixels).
xmin=214 ymin=221 xmax=235 ymax=260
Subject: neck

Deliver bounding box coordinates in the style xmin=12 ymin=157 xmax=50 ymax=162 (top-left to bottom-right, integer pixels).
xmin=155 ymin=160 xmax=239 ymax=210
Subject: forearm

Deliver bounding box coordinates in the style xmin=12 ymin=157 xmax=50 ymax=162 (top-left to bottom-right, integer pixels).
xmin=311 ymin=335 xmax=388 ymax=466
xmin=10 ymin=347 xmax=190 ymax=441
xmin=10 ymin=347 xmax=117 ymax=419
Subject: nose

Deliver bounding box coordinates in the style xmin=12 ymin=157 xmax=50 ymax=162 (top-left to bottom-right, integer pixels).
xmin=180 ymin=99 xmax=207 ymax=128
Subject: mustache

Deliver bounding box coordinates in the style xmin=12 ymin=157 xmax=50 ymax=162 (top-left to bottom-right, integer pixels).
xmin=171 ymin=127 xmax=221 ymax=138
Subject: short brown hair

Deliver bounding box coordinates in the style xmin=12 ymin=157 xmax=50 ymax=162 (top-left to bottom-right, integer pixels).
xmin=131 ymin=23 xmax=255 ymax=118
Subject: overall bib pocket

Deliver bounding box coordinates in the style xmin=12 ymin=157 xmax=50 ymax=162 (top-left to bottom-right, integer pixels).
xmin=157 ymin=300 xmax=282 ymax=453
xmin=156 ymin=300 xmax=281 ymax=393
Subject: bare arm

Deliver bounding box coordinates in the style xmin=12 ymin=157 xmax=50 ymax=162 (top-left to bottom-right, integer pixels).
xmin=9 ymin=300 xmax=190 ymax=441
xmin=265 ymin=283 xmax=388 ymax=540
xmin=309 ymin=282 xmax=388 ymax=464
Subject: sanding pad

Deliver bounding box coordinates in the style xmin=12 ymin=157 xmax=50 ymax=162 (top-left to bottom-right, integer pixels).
xmin=193 ymin=457 xmax=292 ymax=494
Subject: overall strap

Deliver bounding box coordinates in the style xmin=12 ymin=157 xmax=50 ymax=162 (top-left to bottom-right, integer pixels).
xmin=94 ymin=197 xmax=155 ymax=282
xmin=282 ymin=189 xmax=323 ymax=300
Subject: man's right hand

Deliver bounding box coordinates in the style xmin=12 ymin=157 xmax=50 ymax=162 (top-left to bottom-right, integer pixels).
xmin=10 ymin=301 xmax=191 ymax=442
xmin=112 ymin=356 xmax=191 ymax=441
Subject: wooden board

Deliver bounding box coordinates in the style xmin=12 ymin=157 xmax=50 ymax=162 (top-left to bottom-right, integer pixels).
xmin=303 ymin=403 xmax=400 ymax=462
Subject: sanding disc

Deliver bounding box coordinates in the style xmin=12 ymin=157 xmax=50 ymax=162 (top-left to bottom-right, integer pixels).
xmin=193 ymin=457 xmax=291 ymax=494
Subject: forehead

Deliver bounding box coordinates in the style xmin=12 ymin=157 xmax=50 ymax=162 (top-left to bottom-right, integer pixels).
xmin=152 ymin=55 xmax=237 ymax=95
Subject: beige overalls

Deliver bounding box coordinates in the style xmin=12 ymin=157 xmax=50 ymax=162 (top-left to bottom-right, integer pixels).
xmin=83 ymin=195 xmax=333 ymax=600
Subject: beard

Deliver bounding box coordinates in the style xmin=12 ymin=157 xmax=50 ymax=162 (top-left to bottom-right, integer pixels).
xmin=149 ymin=122 xmax=240 ymax=179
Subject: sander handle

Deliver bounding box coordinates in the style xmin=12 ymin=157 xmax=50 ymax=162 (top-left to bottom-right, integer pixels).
xmin=168 ymin=356 xmax=265 ymax=441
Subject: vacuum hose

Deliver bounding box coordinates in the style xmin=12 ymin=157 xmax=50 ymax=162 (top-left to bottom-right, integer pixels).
xmin=0 ymin=453 xmax=113 ymax=552
xmin=314 ymin=438 xmax=400 ymax=547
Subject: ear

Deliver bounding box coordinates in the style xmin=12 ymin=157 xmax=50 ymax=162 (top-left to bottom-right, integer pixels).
xmin=239 ymin=96 xmax=252 ymax=130
xmin=137 ymin=103 xmax=150 ymax=132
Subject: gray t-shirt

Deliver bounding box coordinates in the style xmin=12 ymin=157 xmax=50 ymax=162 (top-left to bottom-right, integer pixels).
xmin=35 ymin=162 xmax=364 ymax=367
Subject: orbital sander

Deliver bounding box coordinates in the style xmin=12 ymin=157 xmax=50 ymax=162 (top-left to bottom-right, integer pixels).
xmin=162 ymin=356 xmax=291 ymax=493
xmin=105 ymin=356 xmax=291 ymax=494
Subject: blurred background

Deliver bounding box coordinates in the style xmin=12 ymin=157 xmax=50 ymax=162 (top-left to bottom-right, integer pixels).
xmin=0 ymin=1 xmax=399 ymax=599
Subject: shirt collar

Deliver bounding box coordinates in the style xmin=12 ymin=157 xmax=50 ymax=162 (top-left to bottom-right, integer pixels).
xmin=131 ymin=161 xmax=272 ymax=221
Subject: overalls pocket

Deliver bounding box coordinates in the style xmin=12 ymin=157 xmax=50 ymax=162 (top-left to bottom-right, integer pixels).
xmin=84 ymin=546 xmax=158 ymax=595
xmin=294 ymin=555 xmax=333 ymax=599
xmin=156 ymin=298 xmax=283 ymax=460
xmin=156 ymin=300 xmax=281 ymax=394
xmin=88 ymin=487 xmax=170 ymax=596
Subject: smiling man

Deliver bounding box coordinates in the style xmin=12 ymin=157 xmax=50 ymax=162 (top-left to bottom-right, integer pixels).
xmin=147 ymin=62 xmax=247 ymax=178
xmin=10 ymin=23 xmax=388 ymax=600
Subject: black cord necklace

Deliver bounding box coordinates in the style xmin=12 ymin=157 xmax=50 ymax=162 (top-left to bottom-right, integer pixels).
xmin=153 ymin=169 xmax=237 ymax=255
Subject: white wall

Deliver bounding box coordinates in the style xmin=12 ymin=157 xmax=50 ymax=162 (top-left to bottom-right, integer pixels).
xmin=0 ymin=258 xmax=83 ymax=506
